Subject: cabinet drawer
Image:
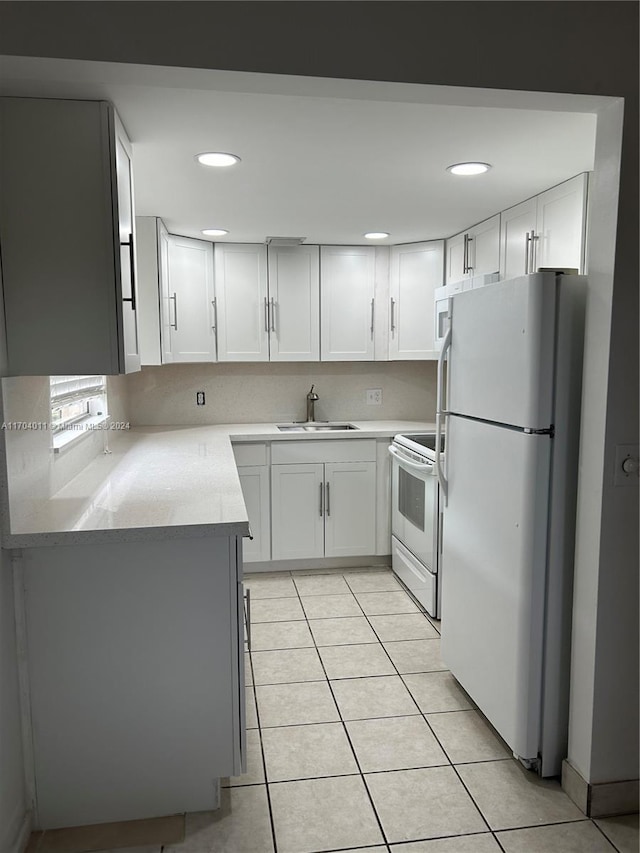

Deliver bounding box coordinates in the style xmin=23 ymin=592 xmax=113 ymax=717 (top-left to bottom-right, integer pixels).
xmin=233 ymin=443 xmax=268 ymax=467
xmin=272 ymin=439 xmax=376 ymax=465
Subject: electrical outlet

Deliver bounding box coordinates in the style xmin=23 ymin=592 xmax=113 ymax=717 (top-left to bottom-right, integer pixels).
xmin=196 ymin=391 xmax=206 ymax=406
xmin=366 ymin=389 xmax=383 ymax=406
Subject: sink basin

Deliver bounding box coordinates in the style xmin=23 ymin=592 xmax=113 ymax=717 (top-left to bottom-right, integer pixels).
xmin=277 ymin=423 xmax=358 ymax=432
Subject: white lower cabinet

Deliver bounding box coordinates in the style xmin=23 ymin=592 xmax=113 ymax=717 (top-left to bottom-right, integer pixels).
xmin=271 ymin=463 xmax=325 ymax=560
xmin=18 ymin=535 xmax=244 ymax=829
xmin=271 ymin=440 xmax=377 ymax=561
xmin=323 ymin=461 xmax=376 ymax=558
xmin=236 ymin=465 xmax=271 ymax=562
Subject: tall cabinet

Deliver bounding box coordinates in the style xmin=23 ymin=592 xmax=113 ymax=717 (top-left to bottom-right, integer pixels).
xmin=0 ymin=97 xmax=141 ymax=375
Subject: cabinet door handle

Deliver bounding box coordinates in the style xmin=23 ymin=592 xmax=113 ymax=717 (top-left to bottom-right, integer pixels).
xmin=525 ymin=231 xmax=531 ymax=274
xmin=244 ymin=588 xmax=251 ymax=651
xmin=390 ymin=297 xmax=396 ymax=332
xmin=211 ymin=297 xmax=217 ymax=332
xmin=466 ymin=235 xmax=474 ymax=272
xmin=325 ymin=482 xmax=330 ymax=516
xmin=120 ymin=235 xmax=137 ymax=311
xmin=264 ymin=297 xmax=269 ymax=332
xmin=462 ymin=233 xmax=468 ymax=274
xmin=270 ymin=297 xmax=276 ymax=332
xmin=530 ymin=231 xmax=539 ymax=273
xmin=319 ymin=482 xmax=324 ymax=517
xmin=170 ymin=293 xmax=178 ymax=330
xmin=370 ymin=298 xmax=375 ymax=338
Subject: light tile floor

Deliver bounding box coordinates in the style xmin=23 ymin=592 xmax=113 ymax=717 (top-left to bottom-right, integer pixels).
xmin=34 ymin=568 xmax=637 ymax=853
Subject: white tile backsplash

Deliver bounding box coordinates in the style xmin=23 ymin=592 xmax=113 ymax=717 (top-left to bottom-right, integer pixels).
xmin=125 ymin=361 xmax=437 ymax=425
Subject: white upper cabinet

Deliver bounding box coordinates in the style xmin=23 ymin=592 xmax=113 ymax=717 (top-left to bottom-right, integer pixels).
xmin=389 ymin=241 xmax=444 ymax=360
xmin=501 ymin=174 xmax=588 ymax=278
xmin=0 ymin=97 xmax=140 ymax=375
xmin=535 ymin=174 xmax=588 ymax=272
xmin=166 ymin=235 xmax=216 ymax=362
xmin=157 ymin=221 xmax=173 ymax=364
xmin=500 ymin=198 xmax=537 ymax=280
xmin=445 ymin=215 xmax=500 ymax=285
xmin=320 ymin=245 xmax=377 ymax=361
xmin=115 ymin=121 xmax=141 ymax=374
xmin=267 ymin=245 xmax=320 ymax=361
xmin=215 ymin=244 xmax=269 ymax=362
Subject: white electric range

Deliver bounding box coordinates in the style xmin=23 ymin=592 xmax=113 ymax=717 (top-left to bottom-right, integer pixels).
xmin=388 ymin=433 xmax=444 ymax=618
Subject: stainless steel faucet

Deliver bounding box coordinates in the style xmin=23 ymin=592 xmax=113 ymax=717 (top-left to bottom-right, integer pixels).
xmin=306 ymin=384 xmax=319 ymax=422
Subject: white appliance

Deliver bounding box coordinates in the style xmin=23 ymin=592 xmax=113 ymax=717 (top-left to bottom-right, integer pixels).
xmin=434 ymin=272 xmax=500 ymax=349
xmin=435 ymin=271 xmax=586 ymax=777
xmin=389 ymin=434 xmax=443 ymax=618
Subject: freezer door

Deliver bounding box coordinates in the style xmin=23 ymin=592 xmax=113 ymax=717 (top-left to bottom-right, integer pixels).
xmin=448 ymin=273 xmax=556 ymax=429
xmin=440 ymin=415 xmax=551 ymax=765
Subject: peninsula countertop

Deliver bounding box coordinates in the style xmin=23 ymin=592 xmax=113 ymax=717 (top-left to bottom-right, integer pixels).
xmin=4 ymin=420 xmax=436 ymax=548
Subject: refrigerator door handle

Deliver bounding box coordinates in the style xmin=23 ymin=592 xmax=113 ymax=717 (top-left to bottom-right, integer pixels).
xmin=435 ymin=324 xmax=452 ymax=506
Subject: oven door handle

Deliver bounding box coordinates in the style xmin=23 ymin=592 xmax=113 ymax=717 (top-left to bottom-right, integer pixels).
xmin=388 ymin=445 xmax=435 ymax=473
xmin=435 ymin=324 xmax=452 ymax=506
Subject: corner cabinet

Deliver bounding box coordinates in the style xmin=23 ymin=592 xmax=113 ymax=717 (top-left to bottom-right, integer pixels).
xmin=320 ymin=245 xmax=377 ymax=360
xmin=0 ymin=97 xmax=141 ymax=375
xmin=271 ymin=440 xmax=377 ymax=560
xmin=389 ymin=241 xmax=444 ymax=359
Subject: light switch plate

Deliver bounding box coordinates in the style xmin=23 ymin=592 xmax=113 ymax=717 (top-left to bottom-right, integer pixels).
xmin=366 ymin=389 xmax=382 ymax=405
xmin=614 ymin=444 xmax=639 ymax=486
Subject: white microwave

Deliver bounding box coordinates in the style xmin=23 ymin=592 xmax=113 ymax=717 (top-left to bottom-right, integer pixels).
xmin=434 ymin=273 xmax=500 ymax=349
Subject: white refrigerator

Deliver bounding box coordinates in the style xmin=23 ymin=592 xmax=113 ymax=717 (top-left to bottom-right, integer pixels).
xmin=436 ymin=272 xmax=586 ymax=777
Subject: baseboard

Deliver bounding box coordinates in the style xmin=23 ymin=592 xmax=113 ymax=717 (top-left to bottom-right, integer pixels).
xmin=562 ymin=760 xmax=640 ymax=817
xmin=244 ymin=555 xmax=391 ymax=573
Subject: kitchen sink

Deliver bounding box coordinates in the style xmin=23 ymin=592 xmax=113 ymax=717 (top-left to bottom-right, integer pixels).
xmin=277 ymin=423 xmax=359 ymax=432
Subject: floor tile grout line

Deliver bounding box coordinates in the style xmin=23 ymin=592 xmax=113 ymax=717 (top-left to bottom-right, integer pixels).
xmin=344 ymin=571 xmax=501 ymax=839
xmin=248 ymin=571 xmax=602 ymax=850
xmin=290 ymin=573 xmax=392 ymax=851
xmin=245 ymin=620 xmax=280 ymax=853
xmin=590 ymin=817 xmax=627 ymax=853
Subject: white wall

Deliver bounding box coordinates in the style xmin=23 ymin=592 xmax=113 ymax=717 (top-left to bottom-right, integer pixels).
xmin=1 ymin=376 xmax=129 ymax=535
xmin=126 ymin=361 xmax=436 ymax=426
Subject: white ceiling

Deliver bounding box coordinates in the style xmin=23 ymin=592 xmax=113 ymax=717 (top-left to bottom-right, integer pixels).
xmin=0 ymin=57 xmax=598 ymax=245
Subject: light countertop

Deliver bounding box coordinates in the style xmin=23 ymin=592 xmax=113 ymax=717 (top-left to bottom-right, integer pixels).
xmin=4 ymin=420 xmax=435 ymax=548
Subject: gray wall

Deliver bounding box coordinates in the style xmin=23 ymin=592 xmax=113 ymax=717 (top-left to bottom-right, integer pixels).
xmin=0 ymin=276 xmax=29 ymax=849
xmin=0 ymin=0 xmax=637 ymax=791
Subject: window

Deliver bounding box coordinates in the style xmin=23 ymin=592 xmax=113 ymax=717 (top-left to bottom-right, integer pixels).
xmin=50 ymin=375 xmax=108 ymax=451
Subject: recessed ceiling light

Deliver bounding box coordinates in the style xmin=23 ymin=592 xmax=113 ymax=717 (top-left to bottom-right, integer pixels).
xmin=201 ymin=229 xmax=229 ymax=237
xmin=196 ymin=152 xmax=241 ymax=168
xmin=364 ymin=232 xmax=390 ymax=240
xmin=447 ymin=162 xmax=491 ymax=176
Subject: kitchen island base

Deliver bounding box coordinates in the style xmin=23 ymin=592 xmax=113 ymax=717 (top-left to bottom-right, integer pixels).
xmin=14 ymin=535 xmax=245 ymax=830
